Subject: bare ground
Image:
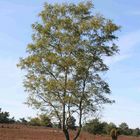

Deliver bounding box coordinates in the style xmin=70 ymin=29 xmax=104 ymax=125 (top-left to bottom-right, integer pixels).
xmin=0 ymin=124 xmax=139 ymax=140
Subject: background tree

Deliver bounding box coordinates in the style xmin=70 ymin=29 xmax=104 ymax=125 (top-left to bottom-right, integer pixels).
xmin=28 ymin=117 xmax=40 ymax=126
xmin=106 ymin=122 xmax=117 ymax=135
xmin=82 ymin=119 xmax=117 ymax=135
xmin=132 ymin=128 xmax=140 ymax=137
xmin=119 ymin=122 xmax=132 ymax=135
xmin=18 ymin=1 xmax=120 ymax=140
xmin=28 ymin=114 xmax=52 ymax=127
xmin=18 ymin=117 xmax=28 ymax=125
xmin=83 ymin=118 xmax=105 ymax=134
xmin=0 ymin=108 xmax=15 ymax=123
xmin=101 ymin=121 xmax=109 ymax=134
xmin=82 ymin=119 xmax=140 ymax=137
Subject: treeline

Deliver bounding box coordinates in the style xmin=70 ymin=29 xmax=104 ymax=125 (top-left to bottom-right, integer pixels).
xmin=0 ymin=108 xmax=15 ymax=123
xmin=82 ymin=118 xmax=140 ymax=137
xmin=0 ymin=108 xmax=76 ymax=129
xmin=0 ymin=108 xmax=52 ymax=127
xmin=1 ymin=108 xmax=140 ymax=136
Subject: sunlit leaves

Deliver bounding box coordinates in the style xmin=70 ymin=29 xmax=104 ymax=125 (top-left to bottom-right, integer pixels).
xmin=18 ymin=2 xmax=119 ymax=138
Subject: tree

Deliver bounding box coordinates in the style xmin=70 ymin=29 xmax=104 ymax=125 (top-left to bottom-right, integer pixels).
xmin=18 ymin=117 xmax=28 ymax=125
xmin=39 ymin=114 xmax=52 ymax=127
xmin=18 ymin=1 xmax=119 ymax=140
xmin=101 ymin=121 xmax=109 ymax=134
xmin=132 ymin=128 xmax=140 ymax=136
xmin=83 ymin=118 xmax=105 ymax=134
xmin=0 ymin=108 xmax=15 ymax=123
xmin=83 ymin=120 xmax=118 ymax=135
xmin=119 ymin=122 xmax=131 ymax=135
xmin=29 ymin=114 xmax=52 ymax=127
xmin=29 ymin=117 xmax=40 ymax=126
xmin=106 ymin=122 xmax=117 ymax=135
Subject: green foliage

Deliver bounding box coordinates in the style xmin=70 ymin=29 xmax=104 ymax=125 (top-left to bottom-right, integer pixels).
xmin=40 ymin=114 xmax=52 ymax=127
xmin=0 ymin=108 xmax=15 ymax=123
xmin=119 ymin=122 xmax=131 ymax=135
xmin=29 ymin=114 xmax=52 ymax=127
xmin=82 ymin=119 xmax=119 ymax=136
xmin=83 ymin=118 xmax=108 ymax=135
xmin=18 ymin=117 xmax=28 ymax=125
xmin=83 ymin=120 xmax=140 ymax=137
xmin=17 ymin=1 xmax=120 ymax=140
xmin=101 ymin=122 xmax=109 ymax=134
xmin=132 ymin=128 xmax=140 ymax=136
xmin=29 ymin=117 xmax=40 ymax=126
xmin=106 ymin=122 xmax=117 ymax=135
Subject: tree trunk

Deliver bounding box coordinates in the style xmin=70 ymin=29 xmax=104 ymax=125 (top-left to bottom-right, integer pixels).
xmin=63 ymin=103 xmax=70 ymax=140
xmin=73 ymin=80 xmax=85 ymax=140
xmin=73 ymin=102 xmax=82 ymax=140
xmin=63 ymin=128 xmax=70 ymax=140
xmin=62 ymin=69 xmax=70 ymax=140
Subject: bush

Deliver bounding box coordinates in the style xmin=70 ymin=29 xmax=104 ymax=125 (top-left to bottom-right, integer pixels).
xmin=83 ymin=118 xmax=106 ymax=135
xmin=28 ymin=114 xmax=52 ymax=127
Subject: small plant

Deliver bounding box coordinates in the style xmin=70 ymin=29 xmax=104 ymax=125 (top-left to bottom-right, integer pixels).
xmin=110 ymin=128 xmax=119 ymax=140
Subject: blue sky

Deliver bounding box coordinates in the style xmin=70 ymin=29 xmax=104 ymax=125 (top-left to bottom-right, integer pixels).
xmin=0 ymin=0 xmax=140 ymax=128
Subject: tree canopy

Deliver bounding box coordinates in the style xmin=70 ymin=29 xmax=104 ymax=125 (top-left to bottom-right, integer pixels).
xmin=18 ymin=1 xmax=120 ymax=140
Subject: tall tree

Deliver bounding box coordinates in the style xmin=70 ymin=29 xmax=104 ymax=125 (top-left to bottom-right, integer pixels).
xmin=18 ymin=1 xmax=120 ymax=140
